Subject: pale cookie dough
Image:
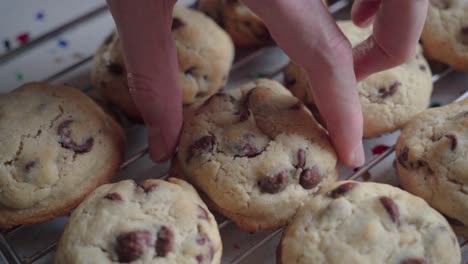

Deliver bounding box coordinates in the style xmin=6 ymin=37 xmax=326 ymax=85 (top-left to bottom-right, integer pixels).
xmin=174 ymin=79 xmax=338 ymax=231
xmin=422 ymin=0 xmax=468 ymax=71
xmin=396 ymin=99 xmax=468 ymax=238
xmin=55 ymin=178 xmax=222 ymax=264
xmin=0 ymin=82 xmax=125 ymax=228
xmin=283 ymin=21 xmax=433 ymax=138
xmin=92 ymin=5 xmax=234 ymax=120
xmin=278 ymin=181 xmax=461 ymax=264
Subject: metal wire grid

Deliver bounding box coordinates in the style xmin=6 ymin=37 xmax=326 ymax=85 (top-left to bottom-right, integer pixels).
xmin=0 ymin=0 xmax=467 ymax=263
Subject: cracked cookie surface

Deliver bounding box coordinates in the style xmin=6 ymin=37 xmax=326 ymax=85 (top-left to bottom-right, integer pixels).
xmin=278 ymin=181 xmax=461 ymax=264
xmin=92 ymin=5 xmax=234 ymax=120
xmin=422 ymin=0 xmax=468 ymax=71
xmin=0 ymin=82 xmax=125 ymax=228
xmin=174 ymin=79 xmax=338 ymax=231
xmin=396 ymin=99 xmax=468 ymax=238
xmin=283 ymin=21 xmax=433 ymax=138
xmin=55 ymin=178 xmax=222 ymax=264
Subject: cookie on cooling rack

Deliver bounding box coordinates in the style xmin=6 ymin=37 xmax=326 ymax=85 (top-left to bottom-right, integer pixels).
xmin=421 ymin=0 xmax=468 ymax=71
xmin=173 ymin=79 xmax=339 ymax=231
xmin=92 ymin=5 xmax=234 ymax=120
xmin=396 ymin=99 xmax=468 ymax=238
xmin=55 ymin=178 xmax=222 ymax=264
xmin=0 ymin=82 xmax=125 ymax=228
xmin=278 ymin=181 xmax=461 ymax=264
xmin=283 ymin=20 xmax=433 ymax=138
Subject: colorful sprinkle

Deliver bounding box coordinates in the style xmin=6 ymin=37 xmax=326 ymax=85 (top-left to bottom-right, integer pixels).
xmin=16 ymin=33 xmax=29 ymax=44
xmin=36 ymin=11 xmax=45 ymax=20
xmin=58 ymin=39 xmax=68 ymax=48
xmin=3 ymin=39 xmax=10 ymax=51
xmin=16 ymin=72 xmax=24 ymax=81
xmin=372 ymin=144 xmax=391 ymax=155
xmin=430 ymin=102 xmax=441 ymax=108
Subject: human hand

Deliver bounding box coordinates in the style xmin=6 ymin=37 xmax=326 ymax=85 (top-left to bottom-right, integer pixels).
xmin=106 ymin=0 xmax=182 ymax=162
xmin=243 ymin=0 xmax=428 ymax=167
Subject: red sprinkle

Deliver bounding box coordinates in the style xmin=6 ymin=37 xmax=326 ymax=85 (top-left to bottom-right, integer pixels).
xmin=16 ymin=32 xmax=29 ymax=44
xmin=372 ymin=144 xmax=390 ymax=155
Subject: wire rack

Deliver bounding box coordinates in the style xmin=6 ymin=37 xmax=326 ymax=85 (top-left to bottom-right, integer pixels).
xmin=1 ymin=0 xmax=467 ymax=263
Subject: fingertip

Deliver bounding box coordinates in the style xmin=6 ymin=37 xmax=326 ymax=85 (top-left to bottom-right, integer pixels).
xmin=147 ymin=124 xmax=181 ymax=162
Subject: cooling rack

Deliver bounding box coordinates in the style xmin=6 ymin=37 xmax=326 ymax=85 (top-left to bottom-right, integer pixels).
xmin=0 ymin=0 xmax=467 ymax=263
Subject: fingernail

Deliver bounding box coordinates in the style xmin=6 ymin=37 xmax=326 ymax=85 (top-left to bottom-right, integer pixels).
xmin=148 ymin=126 xmax=174 ymax=162
xmin=350 ymin=143 xmax=365 ymax=167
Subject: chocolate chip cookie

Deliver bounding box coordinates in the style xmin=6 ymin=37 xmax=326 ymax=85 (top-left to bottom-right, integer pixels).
xmin=278 ymin=181 xmax=461 ymax=264
xmin=0 ymin=82 xmax=125 ymax=228
xmin=174 ymin=79 xmax=338 ymax=231
xmin=422 ymin=0 xmax=468 ymax=71
xmin=283 ymin=21 xmax=433 ymax=138
xmin=55 ymin=178 xmax=221 ymax=264
xmin=395 ymin=99 xmax=468 ymax=238
xmin=92 ymin=5 xmax=234 ymax=120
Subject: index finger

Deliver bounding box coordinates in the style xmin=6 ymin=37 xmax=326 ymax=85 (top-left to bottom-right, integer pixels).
xmin=353 ymin=0 xmax=428 ymax=80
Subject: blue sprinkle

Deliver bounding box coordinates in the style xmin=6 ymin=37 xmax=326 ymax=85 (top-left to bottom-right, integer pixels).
xmin=36 ymin=11 xmax=45 ymax=20
xmin=3 ymin=39 xmax=10 ymax=51
xmin=58 ymin=39 xmax=68 ymax=48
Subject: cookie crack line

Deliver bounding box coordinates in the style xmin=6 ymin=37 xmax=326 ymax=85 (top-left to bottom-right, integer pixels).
xmin=49 ymin=105 xmax=65 ymax=129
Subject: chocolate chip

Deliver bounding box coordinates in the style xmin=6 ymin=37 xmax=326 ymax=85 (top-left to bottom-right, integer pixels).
xmin=196 ymin=233 xmax=209 ymax=245
xmin=107 ymin=62 xmax=124 ymax=76
xmin=104 ymin=192 xmax=123 ymax=201
xmin=378 ymin=81 xmax=401 ymax=98
xmin=25 ymin=161 xmax=36 ymax=172
xmin=295 ymin=149 xmax=306 ymax=169
xmin=239 ymin=109 xmax=251 ymax=122
xmin=380 ymin=196 xmax=400 ymax=225
xmin=299 ymin=166 xmax=321 ymax=190
xmin=185 ymin=66 xmax=197 ymax=76
xmin=103 ymin=32 xmax=114 ymax=46
xmin=430 ymin=0 xmax=449 ymax=9
xmin=397 ymin=146 xmax=409 ymax=168
xmin=461 ymin=27 xmax=468 ymax=45
xmin=155 ymin=226 xmax=174 ymax=257
xmin=444 ymin=134 xmax=458 ymax=151
xmin=57 ymin=120 xmax=94 ymax=154
xmin=258 ymin=171 xmax=289 ymax=194
xmin=116 ymin=230 xmax=153 ymax=262
xmin=419 ymin=65 xmax=426 ymax=71
xmin=187 ymin=135 xmax=216 ymax=162
xmin=172 ymin=17 xmax=185 ymax=31
xmin=196 ymin=255 xmax=204 ymax=263
xmin=197 ymin=205 xmax=210 ymax=220
xmin=401 ymin=258 xmax=428 ymax=264
xmin=327 ymin=182 xmax=357 ymax=198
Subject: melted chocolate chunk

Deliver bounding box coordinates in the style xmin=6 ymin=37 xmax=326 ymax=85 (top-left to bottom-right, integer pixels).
xmin=185 ymin=66 xmax=197 ymax=76
xmin=196 ymin=233 xmax=209 ymax=245
xmin=25 ymin=161 xmax=36 ymax=172
xmin=239 ymin=109 xmax=251 ymax=122
xmin=187 ymin=135 xmax=216 ymax=162
xmin=430 ymin=0 xmax=449 ymax=8
xmin=107 ymin=63 xmax=124 ymax=76
xmin=197 ymin=205 xmax=210 ymax=220
xmin=380 ymin=196 xmax=400 ymax=225
xmin=258 ymin=171 xmax=289 ymax=194
xmin=299 ymin=166 xmax=321 ymax=190
xmin=57 ymin=120 xmax=94 ymax=154
xmin=295 ymin=149 xmax=306 ymax=169
xmin=397 ymin=146 xmax=409 ymax=168
xmin=116 ymin=230 xmax=153 ymax=262
xmin=444 ymin=134 xmax=458 ymax=151
xmin=104 ymin=192 xmax=123 ymax=201
xmin=460 ymin=26 xmax=468 ymax=45
xmin=327 ymin=182 xmax=357 ymax=198
xmin=172 ymin=17 xmax=185 ymax=31
xmin=419 ymin=64 xmax=427 ymax=71
xmin=401 ymin=258 xmax=428 ymax=264
xmin=155 ymin=226 xmax=174 ymax=257
xmin=378 ymin=81 xmax=401 ymax=98
xmin=196 ymin=255 xmax=204 ymax=263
